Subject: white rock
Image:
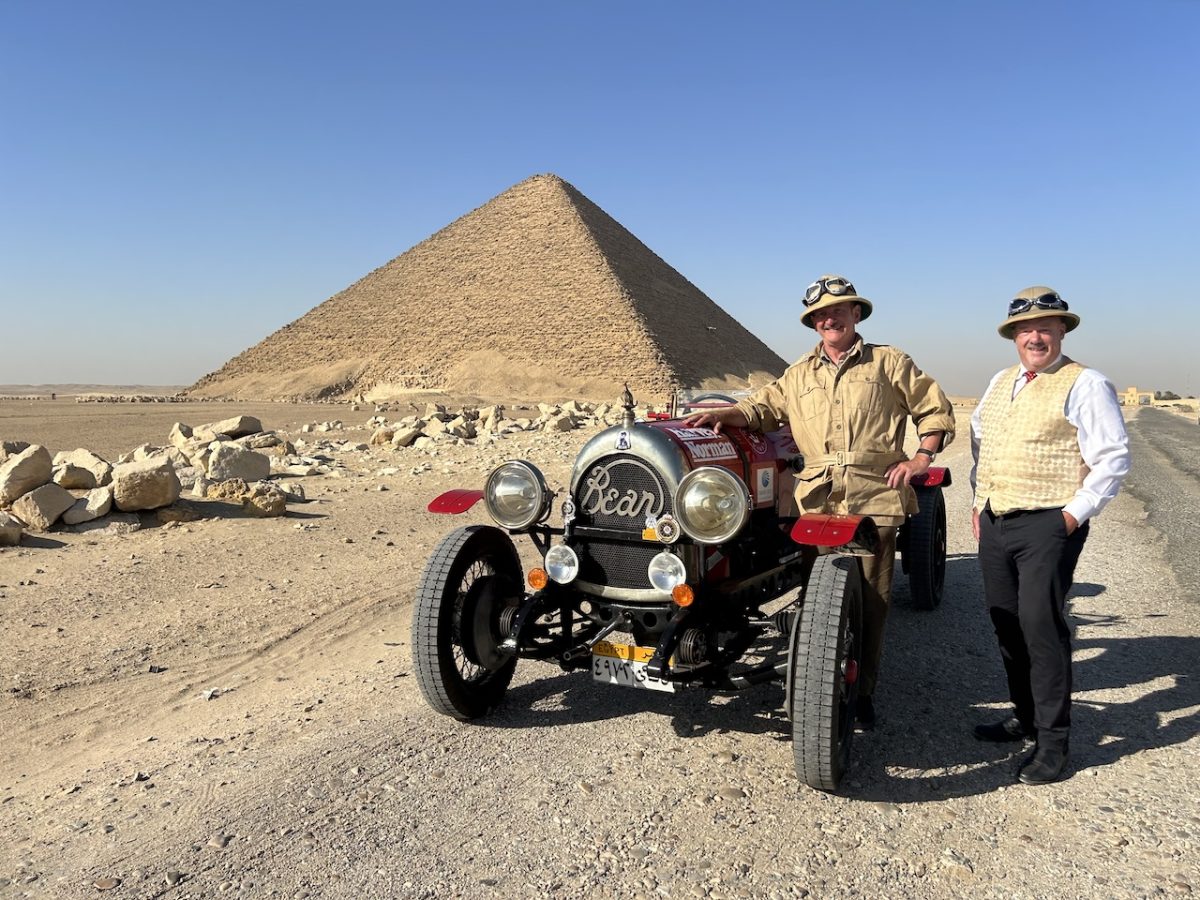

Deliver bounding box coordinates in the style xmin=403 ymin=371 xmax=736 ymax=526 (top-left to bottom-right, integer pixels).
xmin=51 ymin=449 xmax=113 ymax=488
xmin=62 ymin=486 xmax=114 ymax=525
xmin=391 ymin=427 xmax=422 ymax=448
xmin=168 ymin=422 xmax=193 ymax=449
xmin=11 ymin=483 xmax=76 ymax=531
xmin=0 ymin=510 xmax=24 ymax=545
xmin=197 ymin=416 xmax=262 ymax=439
xmin=207 ymin=443 xmax=271 ymax=482
xmin=370 ymin=426 xmax=396 ymax=446
xmin=243 ymin=481 xmax=288 ymax=517
xmin=112 ymin=458 xmax=182 ymax=512
xmin=0 ymin=445 xmax=53 ymax=504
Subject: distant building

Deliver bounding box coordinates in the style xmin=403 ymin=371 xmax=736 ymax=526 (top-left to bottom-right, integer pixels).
xmin=1119 ymin=387 xmax=1154 ymax=406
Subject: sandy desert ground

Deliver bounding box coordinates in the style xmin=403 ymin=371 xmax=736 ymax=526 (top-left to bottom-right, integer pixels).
xmin=1 ymin=399 xmax=1198 ymax=899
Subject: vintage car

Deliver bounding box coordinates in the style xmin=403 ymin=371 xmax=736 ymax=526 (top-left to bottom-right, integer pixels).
xmin=412 ymin=390 xmax=949 ymax=791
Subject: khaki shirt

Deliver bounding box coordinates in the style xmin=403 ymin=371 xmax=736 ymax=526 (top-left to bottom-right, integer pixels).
xmin=735 ymin=338 xmax=956 ymax=526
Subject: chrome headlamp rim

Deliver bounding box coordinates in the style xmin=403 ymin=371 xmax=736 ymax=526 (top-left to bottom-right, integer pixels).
xmin=673 ymin=465 xmax=752 ymax=545
xmin=483 ymin=459 xmax=552 ymax=531
xmin=647 ymin=550 xmax=687 ymax=592
xmin=544 ymin=543 xmax=580 ymax=585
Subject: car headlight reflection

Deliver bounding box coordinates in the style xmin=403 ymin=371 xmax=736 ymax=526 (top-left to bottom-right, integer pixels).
xmin=648 ymin=551 xmax=687 ymax=592
xmin=674 ymin=466 xmax=751 ymax=544
xmin=484 ymin=460 xmax=551 ymax=530
xmin=544 ymin=544 xmax=580 ymax=584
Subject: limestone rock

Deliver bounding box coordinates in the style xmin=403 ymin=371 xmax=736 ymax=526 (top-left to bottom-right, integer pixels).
xmin=11 ymin=483 xmax=76 ymax=531
xmin=370 ymin=426 xmax=396 ymax=446
xmin=391 ymin=428 xmax=422 ymax=448
xmin=546 ymin=413 xmax=579 ymax=432
xmin=446 ymin=416 xmax=476 ymax=439
xmin=243 ymin=481 xmax=288 ymax=517
xmin=62 ymin=487 xmax=114 ymax=525
xmin=0 ymin=510 xmax=24 ymax=545
xmin=205 ymin=478 xmax=249 ymax=501
xmin=198 ymin=416 xmax=263 ymax=440
xmin=168 ymin=422 xmax=193 ymax=449
xmin=51 ymin=449 xmax=113 ymax=488
xmin=1 ymin=440 xmax=31 ymax=462
xmin=112 ymin=458 xmax=182 ymax=512
xmin=207 ymin=443 xmax=271 ymax=482
xmin=0 ymin=445 xmax=53 ymax=505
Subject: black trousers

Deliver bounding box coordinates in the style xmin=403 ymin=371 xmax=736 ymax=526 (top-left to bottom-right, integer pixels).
xmin=978 ymin=506 xmax=1089 ymax=748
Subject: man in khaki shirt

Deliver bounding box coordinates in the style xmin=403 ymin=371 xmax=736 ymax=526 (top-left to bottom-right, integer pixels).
xmin=684 ymin=274 xmax=955 ymax=727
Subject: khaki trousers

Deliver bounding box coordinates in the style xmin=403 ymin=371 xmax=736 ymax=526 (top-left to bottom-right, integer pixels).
xmin=858 ymin=525 xmax=898 ymax=699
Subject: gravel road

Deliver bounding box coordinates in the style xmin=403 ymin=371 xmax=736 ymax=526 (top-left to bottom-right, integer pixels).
xmin=2 ymin=407 xmax=1198 ymax=899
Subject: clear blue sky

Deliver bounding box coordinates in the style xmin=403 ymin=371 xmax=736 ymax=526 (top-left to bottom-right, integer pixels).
xmin=2 ymin=1 xmax=1197 ymax=396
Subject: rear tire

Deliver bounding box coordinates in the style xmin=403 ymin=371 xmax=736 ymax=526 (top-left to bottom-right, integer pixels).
xmin=412 ymin=525 xmax=522 ymax=720
xmin=906 ymin=487 xmax=947 ymax=611
xmin=788 ymin=554 xmax=863 ymax=791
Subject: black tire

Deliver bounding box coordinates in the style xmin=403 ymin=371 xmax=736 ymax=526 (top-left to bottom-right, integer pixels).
xmin=906 ymin=487 xmax=947 ymax=611
xmin=412 ymin=525 xmax=523 ymax=720
xmin=788 ymin=554 xmax=863 ymax=791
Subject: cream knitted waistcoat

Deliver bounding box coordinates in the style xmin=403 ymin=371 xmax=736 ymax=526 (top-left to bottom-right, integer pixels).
xmin=976 ymin=358 xmax=1086 ymax=515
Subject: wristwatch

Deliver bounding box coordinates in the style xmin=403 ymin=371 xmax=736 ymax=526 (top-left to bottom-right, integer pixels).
xmin=915 ymin=448 xmax=936 ymax=460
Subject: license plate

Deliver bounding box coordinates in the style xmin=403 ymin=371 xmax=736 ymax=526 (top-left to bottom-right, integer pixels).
xmin=591 ymin=640 xmax=675 ymax=693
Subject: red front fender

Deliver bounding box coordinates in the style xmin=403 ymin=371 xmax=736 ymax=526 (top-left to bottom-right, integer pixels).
xmin=790 ymin=513 xmax=880 ymax=557
xmin=427 ymin=489 xmax=485 ymax=514
xmin=911 ymin=466 xmax=951 ymax=488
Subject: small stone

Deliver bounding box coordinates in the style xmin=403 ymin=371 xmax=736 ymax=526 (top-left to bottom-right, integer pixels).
xmin=578 ymin=781 xmax=594 ymax=794
xmin=165 ymin=870 xmax=183 ymax=886
xmin=93 ymin=876 xmax=121 ymax=890
xmin=714 ymin=750 xmax=735 ymax=764
xmin=717 ymin=786 xmax=746 ymax=801
xmin=207 ymin=832 xmax=232 ymax=849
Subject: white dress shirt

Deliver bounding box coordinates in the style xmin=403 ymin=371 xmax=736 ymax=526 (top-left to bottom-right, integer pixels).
xmin=970 ymin=356 xmax=1131 ymax=524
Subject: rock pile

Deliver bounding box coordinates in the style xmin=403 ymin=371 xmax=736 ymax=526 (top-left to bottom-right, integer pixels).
xmin=363 ymin=400 xmax=637 ymax=452
xmin=0 ymin=416 xmax=300 ymax=545
xmin=0 ymin=398 xmax=662 ymax=547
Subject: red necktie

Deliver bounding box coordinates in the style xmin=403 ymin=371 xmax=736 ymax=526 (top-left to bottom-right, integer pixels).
xmin=1024 ymin=371 xmax=1037 ymax=383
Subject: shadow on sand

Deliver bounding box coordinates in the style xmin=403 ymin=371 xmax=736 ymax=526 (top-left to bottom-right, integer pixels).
xmin=471 ymin=553 xmax=1199 ymax=801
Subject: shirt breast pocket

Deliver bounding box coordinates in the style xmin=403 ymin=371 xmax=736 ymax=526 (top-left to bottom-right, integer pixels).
xmin=840 ymin=375 xmax=885 ymax=413
xmin=794 ymin=385 xmax=828 ymax=422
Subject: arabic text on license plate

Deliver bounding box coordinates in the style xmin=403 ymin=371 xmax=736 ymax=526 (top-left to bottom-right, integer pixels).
xmin=591 ymin=640 xmax=674 ymax=693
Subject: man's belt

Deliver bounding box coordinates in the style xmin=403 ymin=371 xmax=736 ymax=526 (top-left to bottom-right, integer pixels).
xmin=807 ymin=450 xmax=907 ymax=470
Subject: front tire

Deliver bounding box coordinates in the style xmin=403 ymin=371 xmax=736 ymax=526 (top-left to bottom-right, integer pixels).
xmin=905 ymin=487 xmax=947 ymax=610
xmin=412 ymin=525 xmax=522 ymax=720
xmin=788 ymin=554 xmax=864 ymax=791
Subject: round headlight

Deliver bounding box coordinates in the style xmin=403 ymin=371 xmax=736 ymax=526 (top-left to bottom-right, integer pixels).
xmin=484 ymin=461 xmax=551 ymax=530
xmin=544 ymin=544 xmax=580 ymax=584
xmin=648 ymin=551 xmax=687 ymax=592
xmin=674 ymin=466 xmax=751 ymax=544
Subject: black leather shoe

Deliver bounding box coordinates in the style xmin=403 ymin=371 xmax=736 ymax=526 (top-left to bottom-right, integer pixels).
xmin=973 ymin=715 xmax=1033 ymax=742
xmin=855 ymin=695 xmax=875 ymax=729
xmin=1018 ymin=743 xmax=1069 ymax=785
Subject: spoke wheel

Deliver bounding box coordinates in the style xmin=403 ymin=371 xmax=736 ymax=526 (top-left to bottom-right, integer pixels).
xmin=788 ymin=554 xmax=863 ymax=792
xmin=412 ymin=525 xmax=522 ymax=720
xmin=906 ymin=487 xmax=947 ymax=610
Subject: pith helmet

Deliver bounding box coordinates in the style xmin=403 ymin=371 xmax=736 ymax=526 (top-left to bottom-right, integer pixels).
xmin=801 ymin=274 xmax=873 ymax=328
xmin=998 ymin=285 xmax=1081 ymax=339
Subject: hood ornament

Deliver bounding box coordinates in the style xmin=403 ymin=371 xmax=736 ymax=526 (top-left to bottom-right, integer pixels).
xmin=621 ymin=383 xmax=636 ymax=430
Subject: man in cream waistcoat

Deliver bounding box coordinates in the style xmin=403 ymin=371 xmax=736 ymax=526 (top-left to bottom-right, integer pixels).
xmin=970 ymin=286 xmax=1130 ymax=784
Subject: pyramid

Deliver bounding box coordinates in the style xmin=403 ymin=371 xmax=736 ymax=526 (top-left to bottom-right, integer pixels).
xmin=189 ymin=174 xmax=787 ymax=403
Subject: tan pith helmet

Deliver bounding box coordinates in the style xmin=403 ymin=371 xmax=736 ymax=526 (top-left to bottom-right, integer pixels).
xmin=800 ymin=274 xmax=873 ymax=328
xmin=998 ymin=285 xmax=1081 ymax=339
